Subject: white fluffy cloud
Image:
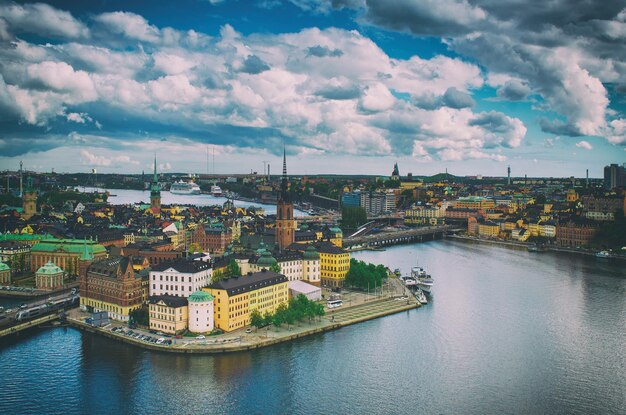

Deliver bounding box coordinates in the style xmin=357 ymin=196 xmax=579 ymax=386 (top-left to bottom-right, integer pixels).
xmin=575 ymin=140 xmax=593 ymax=150
xmin=0 ymin=2 xmax=89 ymax=39
xmin=0 ymin=4 xmax=527 ymax=164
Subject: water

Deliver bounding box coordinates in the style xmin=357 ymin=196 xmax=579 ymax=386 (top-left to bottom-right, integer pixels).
xmin=79 ymin=187 xmax=308 ymax=216
xmin=1 ymin=241 xmax=625 ymax=414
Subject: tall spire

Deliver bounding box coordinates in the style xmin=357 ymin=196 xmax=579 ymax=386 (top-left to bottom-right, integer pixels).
xmin=153 ymin=153 xmax=157 ymax=182
xmin=279 ymin=144 xmax=290 ymax=203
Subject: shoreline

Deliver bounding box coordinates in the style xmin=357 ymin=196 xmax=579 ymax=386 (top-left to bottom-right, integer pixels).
xmin=67 ymin=296 xmax=420 ymax=354
xmin=447 ymin=234 xmax=626 ymax=261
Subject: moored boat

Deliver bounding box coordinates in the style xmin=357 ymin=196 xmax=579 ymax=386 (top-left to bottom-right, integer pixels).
xmin=412 ymin=265 xmax=434 ymax=294
xmin=595 ymin=250 xmax=612 ymax=258
xmin=415 ymin=289 xmax=427 ymax=304
xmin=211 ymin=184 xmax=223 ymax=197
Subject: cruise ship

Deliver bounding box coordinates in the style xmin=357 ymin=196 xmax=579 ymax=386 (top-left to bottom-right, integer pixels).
xmin=170 ymin=181 xmax=201 ymax=195
xmin=411 ymin=266 xmax=434 ymax=294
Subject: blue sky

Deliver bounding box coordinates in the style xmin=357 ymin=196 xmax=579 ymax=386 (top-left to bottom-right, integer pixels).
xmin=0 ymin=0 xmax=624 ymax=178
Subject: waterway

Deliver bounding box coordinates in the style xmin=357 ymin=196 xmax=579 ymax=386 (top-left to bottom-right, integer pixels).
xmin=1 ymin=241 xmax=625 ymax=414
xmin=79 ymin=187 xmax=307 ymax=216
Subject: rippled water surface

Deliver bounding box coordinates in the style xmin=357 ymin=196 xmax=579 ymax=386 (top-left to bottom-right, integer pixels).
xmin=1 ymin=241 xmax=624 ymax=414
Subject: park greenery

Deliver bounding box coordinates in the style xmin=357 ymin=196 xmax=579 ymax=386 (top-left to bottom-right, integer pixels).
xmin=345 ymin=258 xmax=388 ymax=290
xmin=212 ymin=258 xmax=241 ymax=282
xmin=250 ymin=294 xmax=325 ymax=330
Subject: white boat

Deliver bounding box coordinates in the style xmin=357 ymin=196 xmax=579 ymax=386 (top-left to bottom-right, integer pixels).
xmin=595 ymin=250 xmax=612 ymax=258
xmin=411 ymin=265 xmax=433 ymax=294
xmin=211 ymin=184 xmax=223 ymax=197
xmin=170 ymin=181 xmax=201 ymax=195
xmin=415 ymin=289 xmax=427 ymax=304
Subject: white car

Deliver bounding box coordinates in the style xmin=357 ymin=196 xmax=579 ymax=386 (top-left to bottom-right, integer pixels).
xmin=195 ymin=335 xmax=206 ymax=340
xmin=156 ymin=338 xmax=165 ymax=344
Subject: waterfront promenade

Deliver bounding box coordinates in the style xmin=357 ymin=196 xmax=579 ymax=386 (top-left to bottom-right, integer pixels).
xmin=67 ymin=280 xmax=419 ymax=354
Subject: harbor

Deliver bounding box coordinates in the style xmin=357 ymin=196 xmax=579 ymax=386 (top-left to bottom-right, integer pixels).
xmin=2 ymin=240 xmax=624 ymax=415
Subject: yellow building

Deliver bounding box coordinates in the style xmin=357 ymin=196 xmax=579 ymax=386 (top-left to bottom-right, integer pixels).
xmin=205 ymin=271 xmax=288 ymax=332
xmin=455 ymin=196 xmax=495 ymax=210
xmin=316 ymin=241 xmax=350 ymax=288
xmin=566 ymin=189 xmax=579 ymax=202
xmin=478 ymin=221 xmax=500 ymax=238
xmin=149 ymin=295 xmax=188 ymax=335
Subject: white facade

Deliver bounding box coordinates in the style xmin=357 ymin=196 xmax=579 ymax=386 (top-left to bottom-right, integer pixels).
xmin=302 ymin=258 xmax=320 ymax=285
xmin=149 ymin=264 xmax=212 ymax=297
xmin=189 ymin=298 xmax=214 ymax=333
xmin=277 ymin=258 xmax=303 ymax=282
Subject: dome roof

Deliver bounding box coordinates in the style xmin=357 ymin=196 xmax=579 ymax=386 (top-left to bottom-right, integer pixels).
xmin=0 ymin=261 xmax=9 ymax=271
xmin=36 ymin=261 xmax=63 ymax=275
xmin=257 ymin=249 xmax=277 ymax=267
xmin=303 ymin=245 xmax=320 ymax=260
xmin=189 ymin=290 xmax=214 ymax=303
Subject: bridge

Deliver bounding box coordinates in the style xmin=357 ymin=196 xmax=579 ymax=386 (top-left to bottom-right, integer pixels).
xmin=0 ymin=291 xmax=78 ymax=338
xmin=344 ymin=225 xmax=462 ymax=248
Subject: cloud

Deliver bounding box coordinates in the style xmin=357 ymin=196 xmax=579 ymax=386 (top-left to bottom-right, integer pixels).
xmin=0 ymin=2 xmax=89 ymax=39
xmin=239 ymin=55 xmax=270 ymax=74
xmin=94 ymin=11 xmax=160 ymax=43
xmin=307 ymin=45 xmax=343 ymax=57
xmin=0 ymin=6 xmax=524 ymax=166
xmin=339 ymin=0 xmax=626 ymax=144
xmin=80 ymin=149 xmax=139 ymax=166
xmin=575 ymin=140 xmax=593 ymax=150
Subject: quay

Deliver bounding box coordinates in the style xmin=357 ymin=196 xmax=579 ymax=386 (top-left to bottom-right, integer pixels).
xmin=67 ymin=290 xmax=420 ymax=354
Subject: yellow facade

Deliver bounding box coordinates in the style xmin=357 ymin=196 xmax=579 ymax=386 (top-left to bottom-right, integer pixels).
xmin=400 ymin=181 xmax=423 ymax=190
xmin=455 ymin=197 xmax=495 ymax=210
xmin=478 ymin=223 xmax=500 ymax=237
xmin=319 ymin=251 xmax=350 ymax=288
xmin=206 ymin=280 xmax=289 ymax=332
xmin=80 ymin=297 xmax=140 ymax=319
xmin=149 ymin=302 xmax=188 ymax=334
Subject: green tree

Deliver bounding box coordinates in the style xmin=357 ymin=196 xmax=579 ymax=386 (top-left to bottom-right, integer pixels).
xmin=226 ymin=258 xmax=241 ymax=277
xmin=341 ymin=206 xmax=367 ymax=230
xmin=272 ymin=303 xmax=287 ymax=328
xmin=263 ymin=311 xmax=274 ymax=327
xmin=250 ymin=309 xmax=264 ymax=330
xmin=188 ymin=242 xmax=202 ymax=253
xmin=269 ymin=262 xmax=281 ymax=273
xmin=212 ymin=268 xmax=225 ymax=283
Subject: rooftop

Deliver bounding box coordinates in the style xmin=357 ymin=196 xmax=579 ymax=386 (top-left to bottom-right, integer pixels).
xmin=206 ymin=270 xmax=287 ymax=297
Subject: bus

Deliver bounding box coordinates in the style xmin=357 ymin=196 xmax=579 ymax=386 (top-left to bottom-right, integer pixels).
xmin=327 ymin=299 xmax=343 ymax=309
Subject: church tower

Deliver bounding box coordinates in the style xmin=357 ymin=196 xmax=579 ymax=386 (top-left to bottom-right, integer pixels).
xmin=22 ymin=176 xmax=37 ymax=220
xmin=276 ymin=146 xmax=296 ymax=251
xmin=150 ymin=155 xmax=161 ymax=212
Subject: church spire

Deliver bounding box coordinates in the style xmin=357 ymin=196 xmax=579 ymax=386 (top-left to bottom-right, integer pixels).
xmin=280 ymin=144 xmax=290 ymax=202
xmin=153 ymin=153 xmax=157 ymax=182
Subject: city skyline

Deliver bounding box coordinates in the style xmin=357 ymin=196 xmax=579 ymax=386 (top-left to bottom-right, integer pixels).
xmin=0 ymin=1 xmax=625 ymax=177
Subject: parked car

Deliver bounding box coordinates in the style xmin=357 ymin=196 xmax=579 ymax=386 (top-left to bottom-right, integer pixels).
xmin=195 ymin=335 xmax=206 ymax=340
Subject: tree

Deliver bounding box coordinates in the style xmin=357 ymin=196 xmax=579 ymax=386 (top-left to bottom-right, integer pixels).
xmin=250 ymin=309 xmax=264 ymax=330
xmin=212 ymin=268 xmax=225 ymax=283
xmin=226 ymin=258 xmax=241 ymax=277
xmin=188 ymin=242 xmax=202 ymax=253
xmin=272 ymin=304 xmax=287 ymax=328
xmin=341 ymin=206 xmax=367 ymax=230
xmin=345 ymin=258 xmax=388 ymax=289
xmin=269 ymin=262 xmax=281 ymax=273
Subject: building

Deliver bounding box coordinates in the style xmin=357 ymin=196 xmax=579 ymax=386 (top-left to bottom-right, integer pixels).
xmin=341 ymin=191 xmax=362 ymax=208
xmin=205 ymin=270 xmax=289 ymax=332
xmin=150 ymin=155 xmax=161 ymax=214
xmin=478 ymin=221 xmax=500 ymax=238
xmin=581 ymin=195 xmax=624 ymax=221
xmin=80 ymin=256 xmax=146 ymax=321
xmin=276 ymin=148 xmax=296 ymax=250
xmin=391 ymin=162 xmax=400 ymax=181
xmin=316 ymin=241 xmax=350 ymax=288
xmin=35 ymin=261 xmax=64 ymax=290
xmin=454 ymin=196 xmax=495 ymax=210
xmin=0 ymin=261 xmax=11 ymax=284
xmin=192 ymin=224 xmax=233 ymax=255
xmin=0 ymin=241 xmax=30 ymax=276
xmin=149 ymin=259 xmax=212 ymax=297
xmin=149 ymin=295 xmax=188 ymax=335
xmin=188 ymin=290 xmax=214 ymax=333
xmin=31 ymin=238 xmax=107 ymax=275
xmin=556 ymin=220 xmax=598 ymax=248
xmin=405 ymin=205 xmax=444 ymax=226
xmin=360 ymin=191 xmax=385 ymax=216
xmin=604 ymin=163 xmax=625 ymax=189
xmin=21 ymin=177 xmax=37 ymax=220
xmin=288 ymin=280 xmax=322 ymax=301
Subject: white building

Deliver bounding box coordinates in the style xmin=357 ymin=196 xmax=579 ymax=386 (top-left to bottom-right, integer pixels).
xmin=289 ymin=280 xmax=322 ymax=301
xmin=188 ymin=290 xmax=214 ymax=333
xmin=149 ymin=260 xmax=212 ymax=297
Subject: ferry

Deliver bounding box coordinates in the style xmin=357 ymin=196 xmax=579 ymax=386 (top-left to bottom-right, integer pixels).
xmin=412 ymin=266 xmax=434 ymax=294
xmin=170 ymin=181 xmax=201 ymax=195
xmin=211 ymin=184 xmax=223 ymax=197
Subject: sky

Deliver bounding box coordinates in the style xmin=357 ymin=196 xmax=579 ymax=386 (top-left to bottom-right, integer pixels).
xmin=0 ymin=0 xmax=625 ymax=178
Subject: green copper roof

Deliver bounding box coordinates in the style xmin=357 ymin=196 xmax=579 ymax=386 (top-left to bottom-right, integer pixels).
xmin=303 ymin=245 xmax=320 ymax=260
xmin=0 ymin=261 xmax=9 ymax=271
xmin=329 ymin=227 xmax=343 ymax=235
xmin=257 ymin=249 xmax=277 ymax=267
xmin=189 ymin=290 xmax=214 ymax=302
xmin=32 ymin=239 xmax=106 ymax=255
xmin=36 ymin=261 xmax=63 ymax=275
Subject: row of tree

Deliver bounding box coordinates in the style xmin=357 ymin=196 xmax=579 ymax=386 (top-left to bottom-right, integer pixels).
xmin=250 ymin=294 xmax=325 ymax=330
xmin=345 ymin=258 xmax=388 ymax=289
